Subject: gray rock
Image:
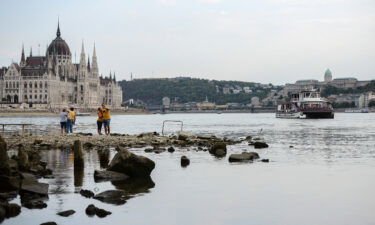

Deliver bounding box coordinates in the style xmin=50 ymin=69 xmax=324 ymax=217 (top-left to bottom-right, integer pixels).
xmin=254 ymin=142 xmax=269 ymax=149
xmin=21 ymin=179 xmax=49 ymax=196
xmin=94 ymin=170 xmax=128 ymax=182
xmin=180 ymin=156 xmax=190 ymax=167
xmin=261 ymin=159 xmax=269 ymax=163
xmin=40 ymin=222 xmax=57 ymax=225
xmin=95 ymin=208 xmax=112 ymax=218
xmin=229 ymin=152 xmax=260 ymax=162
xmin=0 ymin=205 xmax=5 ymax=222
xmin=57 ymin=210 xmax=75 ymax=217
xmin=144 ymin=148 xmax=153 ymax=153
xmin=5 ymin=203 xmax=21 ymax=218
xmin=22 ymin=200 xmax=47 ymax=209
xmin=85 ymin=204 xmax=96 ymax=216
xmin=80 ymin=189 xmax=94 ymax=198
xmin=167 ymin=147 xmax=175 ymax=153
xmin=94 ymin=190 xmax=127 ymax=205
xmin=108 ymin=147 xmax=155 ymax=178
xmin=0 ymin=191 xmax=17 ymax=201
xmin=209 ymin=142 xmax=227 ymax=157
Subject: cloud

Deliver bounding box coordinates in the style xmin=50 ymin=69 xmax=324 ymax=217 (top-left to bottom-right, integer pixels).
xmin=196 ymin=0 xmax=222 ymax=4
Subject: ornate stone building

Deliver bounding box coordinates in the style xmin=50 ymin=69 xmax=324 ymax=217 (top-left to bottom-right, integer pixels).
xmin=0 ymin=23 xmax=122 ymax=109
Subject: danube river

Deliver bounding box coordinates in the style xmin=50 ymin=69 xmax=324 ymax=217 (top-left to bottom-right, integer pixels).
xmin=3 ymin=113 xmax=375 ymax=225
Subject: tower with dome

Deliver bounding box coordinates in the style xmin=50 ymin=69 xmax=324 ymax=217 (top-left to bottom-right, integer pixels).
xmin=0 ymin=22 xmax=123 ymax=109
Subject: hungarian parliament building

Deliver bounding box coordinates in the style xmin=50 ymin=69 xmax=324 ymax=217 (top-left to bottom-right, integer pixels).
xmin=0 ymin=23 xmax=123 ymax=109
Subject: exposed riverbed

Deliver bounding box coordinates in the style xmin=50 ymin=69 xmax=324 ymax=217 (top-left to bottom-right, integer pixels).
xmin=1 ymin=113 xmax=375 ymax=225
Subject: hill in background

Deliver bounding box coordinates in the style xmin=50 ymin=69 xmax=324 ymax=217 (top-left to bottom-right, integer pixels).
xmin=119 ymin=77 xmax=280 ymax=106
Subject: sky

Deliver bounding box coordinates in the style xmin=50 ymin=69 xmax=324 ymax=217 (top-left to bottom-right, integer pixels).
xmin=0 ymin=0 xmax=374 ymax=84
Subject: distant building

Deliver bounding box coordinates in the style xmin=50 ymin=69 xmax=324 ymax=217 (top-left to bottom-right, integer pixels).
xmin=0 ymin=22 xmax=122 ymax=109
xmin=223 ymin=87 xmax=230 ymax=94
xmin=324 ymin=68 xmax=333 ymax=83
xmin=359 ymin=92 xmax=375 ymax=108
xmin=251 ymin=96 xmax=260 ymax=106
xmin=162 ymin=97 xmax=170 ymax=107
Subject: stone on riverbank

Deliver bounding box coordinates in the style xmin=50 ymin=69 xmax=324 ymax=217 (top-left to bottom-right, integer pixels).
xmin=20 ymin=179 xmax=49 ymax=196
xmin=22 ymin=199 xmax=47 ymax=209
xmin=85 ymin=204 xmax=112 ymax=217
xmin=228 ymin=152 xmax=260 ymax=162
xmin=167 ymin=147 xmax=175 ymax=153
xmin=107 ymin=147 xmax=155 ymax=178
xmin=209 ymin=142 xmax=227 ymax=157
xmin=40 ymin=222 xmax=57 ymax=225
xmin=79 ymin=189 xmax=94 ymax=198
xmin=94 ymin=190 xmax=127 ymax=205
xmin=180 ymin=156 xmax=190 ymax=167
xmin=253 ymin=141 xmax=269 ymax=149
xmin=57 ymin=210 xmax=75 ymax=217
xmin=4 ymin=203 xmax=21 ymax=218
xmin=17 ymin=145 xmax=29 ymax=170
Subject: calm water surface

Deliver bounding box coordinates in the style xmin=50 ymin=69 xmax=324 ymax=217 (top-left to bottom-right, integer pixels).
xmin=3 ymin=113 xmax=375 ymax=225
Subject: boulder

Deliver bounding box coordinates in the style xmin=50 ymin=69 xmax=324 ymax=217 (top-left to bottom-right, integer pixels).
xmin=80 ymin=189 xmax=94 ymax=198
xmin=94 ymin=170 xmax=128 ymax=182
xmin=85 ymin=204 xmax=96 ymax=216
xmin=94 ymin=190 xmax=127 ymax=205
xmin=209 ymin=142 xmax=227 ymax=157
xmin=180 ymin=156 xmax=190 ymax=167
xmin=254 ymin=142 xmax=269 ymax=149
xmin=85 ymin=204 xmax=112 ymax=218
xmin=167 ymin=147 xmax=175 ymax=153
xmin=57 ymin=210 xmax=75 ymax=217
xmin=0 ymin=191 xmax=17 ymax=201
xmin=22 ymin=200 xmax=47 ymax=209
xmin=107 ymin=147 xmax=155 ymax=178
xmin=0 ymin=135 xmax=9 ymax=175
xmin=144 ymin=148 xmax=153 ymax=153
xmin=5 ymin=203 xmax=21 ymax=218
xmin=228 ymin=152 xmax=260 ymax=162
xmin=20 ymin=179 xmax=49 ymax=196
xmin=40 ymin=222 xmax=57 ymax=225
xmin=17 ymin=145 xmax=29 ymax=170
xmin=0 ymin=175 xmax=21 ymax=191
xmin=0 ymin=205 xmax=5 ymax=222
xmin=261 ymin=159 xmax=269 ymax=163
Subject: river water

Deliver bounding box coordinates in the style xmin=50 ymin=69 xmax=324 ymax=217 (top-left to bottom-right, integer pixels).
xmin=3 ymin=113 xmax=375 ymax=225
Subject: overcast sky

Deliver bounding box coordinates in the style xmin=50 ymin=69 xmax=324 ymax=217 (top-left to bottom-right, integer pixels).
xmin=0 ymin=0 xmax=374 ymax=84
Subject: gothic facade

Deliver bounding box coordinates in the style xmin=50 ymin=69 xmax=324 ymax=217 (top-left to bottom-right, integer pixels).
xmin=0 ymin=23 xmax=123 ymax=109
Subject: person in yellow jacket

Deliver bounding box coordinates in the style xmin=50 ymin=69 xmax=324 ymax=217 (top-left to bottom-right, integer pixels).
xmin=101 ymin=104 xmax=111 ymax=135
xmin=67 ymin=107 xmax=76 ymax=133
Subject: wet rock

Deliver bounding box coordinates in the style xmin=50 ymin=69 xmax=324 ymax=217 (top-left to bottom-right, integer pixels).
xmin=180 ymin=156 xmax=190 ymax=167
xmin=94 ymin=170 xmax=128 ymax=182
xmin=20 ymin=179 xmax=49 ymax=196
xmin=177 ymin=134 xmax=188 ymax=141
xmin=83 ymin=142 xmax=94 ymax=149
xmin=40 ymin=222 xmax=57 ymax=225
xmin=261 ymin=159 xmax=269 ymax=163
xmin=85 ymin=204 xmax=112 ymax=218
xmin=96 ymin=208 xmax=112 ymax=218
xmin=80 ymin=189 xmax=94 ymax=198
xmin=5 ymin=203 xmax=21 ymax=218
xmin=17 ymin=145 xmax=29 ymax=170
xmin=0 ymin=175 xmax=21 ymax=191
xmin=94 ymin=190 xmax=127 ymax=205
xmin=0 ymin=135 xmax=10 ymax=176
xmin=20 ymin=172 xmax=37 ymax=182
xmin=73 ymin=140 xmax=84 ymax=168
xmin=209 ymin=142 xmax=227 ymax=157
xmin=254 ymin=142 xmax=269 ymax=149
xmin=153 ymin=148 xmax=165 ymax=154
xmin=167 ymin=147 xmax=175 ymax=153
xmin=85 ymin=204 xmax=96 ymax=216
xmin=57 ymin=210 xmax=75 ymax=217
xmin=0 ymin=191 xmax=17 ymax=201
xmin=22 ymin=200 xmax=47 ymax=209
xmin=245 ymin=136 xmax=252 ymax=141
xmin=228 ymin=152 xmax=260 ymax=162
xmin=33 ymin=139 xmax=43 ymax=145
xmin=108 ymin=147 xmax=155 ymax=178
xmin=144 ymin=148 xmax=153 ymax=153
xmin=289 ymin=145 xmax=294 ymax=148
xmin=0 ymin=205 xmax=5 ymax=222
xmin=111 ymin=177 xmax=155 ymax=195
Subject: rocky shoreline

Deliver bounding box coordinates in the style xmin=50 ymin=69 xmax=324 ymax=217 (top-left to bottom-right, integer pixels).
xmin=0 ymin=132 xmax=269 ymax=224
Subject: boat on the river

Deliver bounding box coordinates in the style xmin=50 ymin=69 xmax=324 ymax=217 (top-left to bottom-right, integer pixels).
xmin=276 ymin=89 xmax=334 ymax=119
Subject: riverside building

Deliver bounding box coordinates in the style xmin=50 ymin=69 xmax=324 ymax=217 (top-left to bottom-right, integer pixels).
xmin=0 ymin=23 xmax=122 ymax=109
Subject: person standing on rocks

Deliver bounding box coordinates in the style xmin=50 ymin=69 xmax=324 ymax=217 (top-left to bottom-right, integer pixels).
xmin=101 ymin=104 xmax=111 ymax=136
xmin=67 ymin=107 xmax=76 ymax=133
xmin=60 ymin=108 xmax=68 ymax=134
xmin=97 ymin=107 xmax=104 ymax=135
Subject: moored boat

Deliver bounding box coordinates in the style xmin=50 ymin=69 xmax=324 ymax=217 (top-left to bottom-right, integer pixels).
xmin=276 ymin=89 xmax=334 ymax=119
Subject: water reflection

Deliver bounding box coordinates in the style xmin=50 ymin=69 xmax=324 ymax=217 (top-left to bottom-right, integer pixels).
xmin=74 ymin=165 xmax=84 ymax=187
xmin=98 ymin=149 xmax=110 ymax=168
xmin=111 ymin=177 xmax=155 ymax=196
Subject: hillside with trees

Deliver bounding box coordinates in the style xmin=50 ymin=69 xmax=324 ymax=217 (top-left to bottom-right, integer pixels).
xmin=119 ymin=77 xmax=278 ymax=106
xmin=321 ymin=80 xmax=375 ymax=97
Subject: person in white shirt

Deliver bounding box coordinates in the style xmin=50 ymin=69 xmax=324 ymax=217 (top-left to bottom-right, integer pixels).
xmin=60 ymin=109 xmax=68 ymax=134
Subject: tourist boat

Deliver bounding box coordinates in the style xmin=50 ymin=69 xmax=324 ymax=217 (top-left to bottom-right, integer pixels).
xmin=276 ymin=89 xmax=334 ymax=119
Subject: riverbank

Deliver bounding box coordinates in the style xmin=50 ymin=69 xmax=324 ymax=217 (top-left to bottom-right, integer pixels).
xmin=0 ymin=109 xmax=152 ymax=117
